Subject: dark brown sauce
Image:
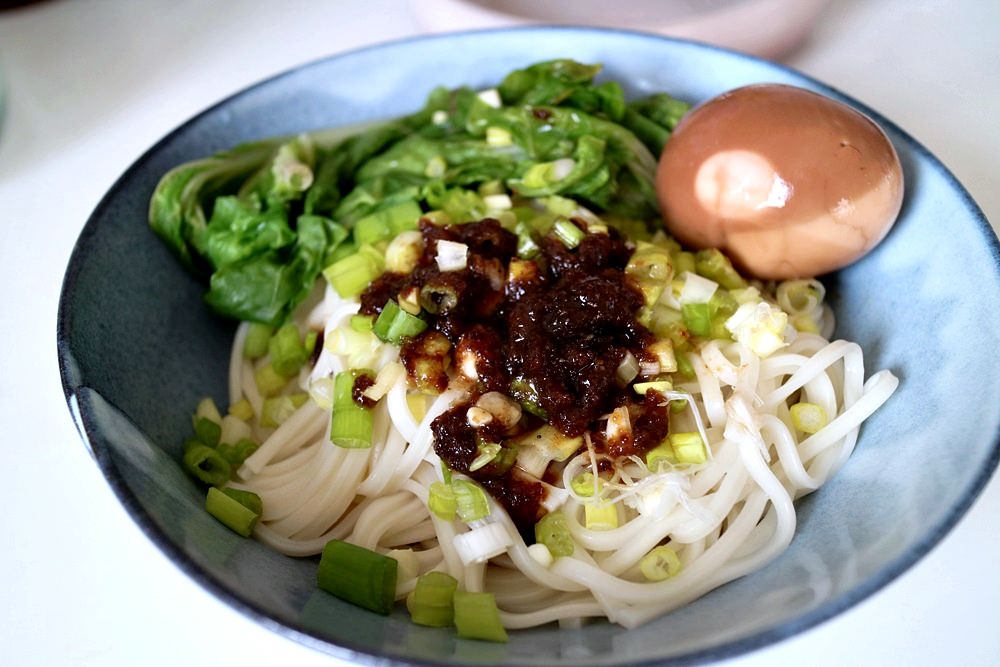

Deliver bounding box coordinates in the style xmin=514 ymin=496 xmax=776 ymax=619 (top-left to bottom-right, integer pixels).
xmin=351 ymin=373 xmax=376 ymax=408
xmin=400 ymin=330 xmax=451 ymax=394
xmin=432 ymin=401 xmax=544 ymax=530
xmin=358 ymin=217 xmax=670 ymax=532
xmin=309 ymin=329 xmax=325 ymax=366
xmin=359 ymin=272 xmax=407 ymax=316
xmin=612 ymin=390 xmax=672 ymax=458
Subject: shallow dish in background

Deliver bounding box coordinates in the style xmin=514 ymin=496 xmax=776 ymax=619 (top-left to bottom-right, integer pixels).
xmin=57 ymin=27 xmax=1000 ymax=665
xmin=410 ymin=0 xmax=830 ymax=59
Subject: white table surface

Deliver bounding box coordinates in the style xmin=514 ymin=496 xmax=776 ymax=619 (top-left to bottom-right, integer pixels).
xmin=2 ymin=1 xmax=997 ymax=665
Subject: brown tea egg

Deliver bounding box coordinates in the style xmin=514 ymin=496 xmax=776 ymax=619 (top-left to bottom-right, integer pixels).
xmin=657 ymin=84 xmax=903 ymax=279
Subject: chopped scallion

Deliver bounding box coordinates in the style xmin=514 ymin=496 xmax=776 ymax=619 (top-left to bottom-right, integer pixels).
xmin=453 ymin=591 xmax=508 ymax=643
xmin=435 ymin=240 xmax=469 ymax=272
xmin=640 ymin=545 xmax=682 ymax=581
xmin=317 ymin=539 xmax=398 ymax=615
xmin=419 ymin=284 xmax=459 ymax=314
xmin=407 ymin=393 xmax=428 ymax=422
xmin=303 ymin=330 xmax=318 ymax=357
xmin=453 ymin=479 xmax=490 ymax=522
xmin=534 ymin=511 xmax=574 ymax=557
xmin=570 ymin=472 xmax=600 ymax=497
xmin=482 ymin=446 xmax=517 ymax=476
xmin=228 ymin=398 xmax=254 ymax=421
xmin=469 ymin=443 xmax=501 ymax=472
xmin=670 ymin=432 xmax=707 ymax=464
xmin=219 ymin=438 xmax=259 ymax=465
xmin=406 ymin=571 xmax=458 ymax=627
xmin=672 ymin=251 xmax=696 ymax=276
xmin=553 ymin=219 xmax=585 ymax=249
xmin=645 ymin=440 xmax=677 ymax=470
xmin=350 ymin=315 xmax=374 ymax=332
xmin=648 ymin=339 xmax=677 ymax=373
xmin=353 ymin=200 xmax=422 ymax=246
xmin=385 ymin=229 xmax=424 ymax=274
xmin=675 ymin=353 xmax=695 ymax=379
xmin=260 ymin=393 xmax=308 ymax=428
xmin=205 ymin=487 xmax=261 ymax=537
xmin=790 ymin=402 xmax=828 ymax=433
xmin=243 ymin=323 xmax=274 ymax=359
xmin=584 ymin=501 xmax=619 ymax=531
xmin=193 ymin=397 xmax=222 ymax=427
xmin=485 ymin=126 xmax=512 ymax=146
xmin=514 ymin=221 xmax=541 ymax=259
xmin=269 ymin=323 xmax=308 ymax=377
xmin=633 ymin=380 xmax=673 ymax=396
xmin=792 ymin=313 xmax=820 ymax=334
xmin=616 ymin=351 xmax=640 ymax=386
xmin=627 ymin=242 xmax=673 ymax=282
xmin=254 ymin=363 xmax=289 ymax=397
xmin=679 ymin=272 xmax=719 ymax=305
xmin=398 ymin=286 xmax=422 ymax=315
xmin=428 ymin=481 xmax=457 ymax=520
xmin=681 ymin=302 xmax=712 ymax=337
xmin=182 ymin=444 xmax=231 ymax=486
xmin=509 ymin=377 xmax=547 ymax=419
xmin=372 ymin=300 xmax=427 ymax=345
xmin=425 ymin=155 xmax=447 ymax=178
xmin=233 ymin=438 xmax=259 ymax=464
xmin=194 ymin=417 xmax=221 ymax=448
xmin=219 ymin=414 xmax=251 ymax=445
xmin=323 ymin=245 xmax=384 ymax=298
xmin=330 ymin=370 xmax=374 ymax=448
xmin=695 ymin=248 xmax=746 ymax=290
xmin=483 ymin=194 xmax=512 ymax=210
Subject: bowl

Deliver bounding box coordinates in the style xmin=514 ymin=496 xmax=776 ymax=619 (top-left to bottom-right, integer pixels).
xmin=57 ymin=27 xmax=1000 ymax=665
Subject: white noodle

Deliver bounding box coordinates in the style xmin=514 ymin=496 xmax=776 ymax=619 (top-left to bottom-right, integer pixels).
xmin=224 ymin=277 xmax=896 ymax=630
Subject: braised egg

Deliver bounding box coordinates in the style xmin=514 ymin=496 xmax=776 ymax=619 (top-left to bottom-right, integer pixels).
xmin=657 ymin=84 xmax=903 ymax=279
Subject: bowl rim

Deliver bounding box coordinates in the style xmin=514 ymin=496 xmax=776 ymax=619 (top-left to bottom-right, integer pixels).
xmin=57 ymin=24 xmax=1000 ymax=667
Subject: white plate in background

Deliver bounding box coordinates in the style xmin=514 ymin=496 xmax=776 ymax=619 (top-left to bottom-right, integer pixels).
xmin=411 ymin=0 xmax=830 ymax=59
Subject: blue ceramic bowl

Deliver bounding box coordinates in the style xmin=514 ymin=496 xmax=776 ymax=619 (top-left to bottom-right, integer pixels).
xmin=57 ymin=27 xmax=1000 ymax=665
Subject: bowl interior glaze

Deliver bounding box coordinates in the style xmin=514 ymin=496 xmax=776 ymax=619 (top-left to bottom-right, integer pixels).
xmin=58 ymin=27 xmax=1000 ymax=666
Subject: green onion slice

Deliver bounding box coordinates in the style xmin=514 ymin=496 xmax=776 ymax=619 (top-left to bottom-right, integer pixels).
xmin=670 ymin=432 xmax=707 ymax=464
xmin=453 ymin=591 xmax=508 ymax=643
xmin=205 ymin=487 xmax=262 ymax=537
xmin=453 ymin=479 xmax=490 ymax=522
xmin=372 ymin=300 xmax=428 ymax=345
xmin=681 ymin=302 xmax=712 ymax=338
xmin=584 ymin=501 xmax=619 ymax=531
xmin=194 ymin=417 xmax=221 ymax=448
xmin=570 ymin=472 xmax=600 ymax=497
xmin=243 ymin=323 xmax=274 ymax=359
xmin=268 ymin=323 xmax=308 ymax=376
xmin=183 ymin=444 xmax=231 ymax=486
xmin=790 ymin=402 xmax=828 ymax=434
xmin=254 ymin=363 xmax=289 ymax=397
xmin=317 ymin=539 xmax=398 ymax=615
xmin=406 ymin=571 xmax=458 ymax=627
xmin=330 ymin=370 xmax=375 ymax=449
xmin=428 ymin=481 xmax=458 ymax=521
xmin=639 ymin=545 xmax=681 ymax=582
xmin=534 ymin=511 xmax=574 ymax=557
xmin=323 ymin=245 xmax=384 ymax=299
xmin=553 ymin=219 xmax=585 ymax=249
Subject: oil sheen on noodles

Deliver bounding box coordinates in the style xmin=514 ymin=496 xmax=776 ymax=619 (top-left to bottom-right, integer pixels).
xmin=223 ymin=276 xmax=897 ymax=630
